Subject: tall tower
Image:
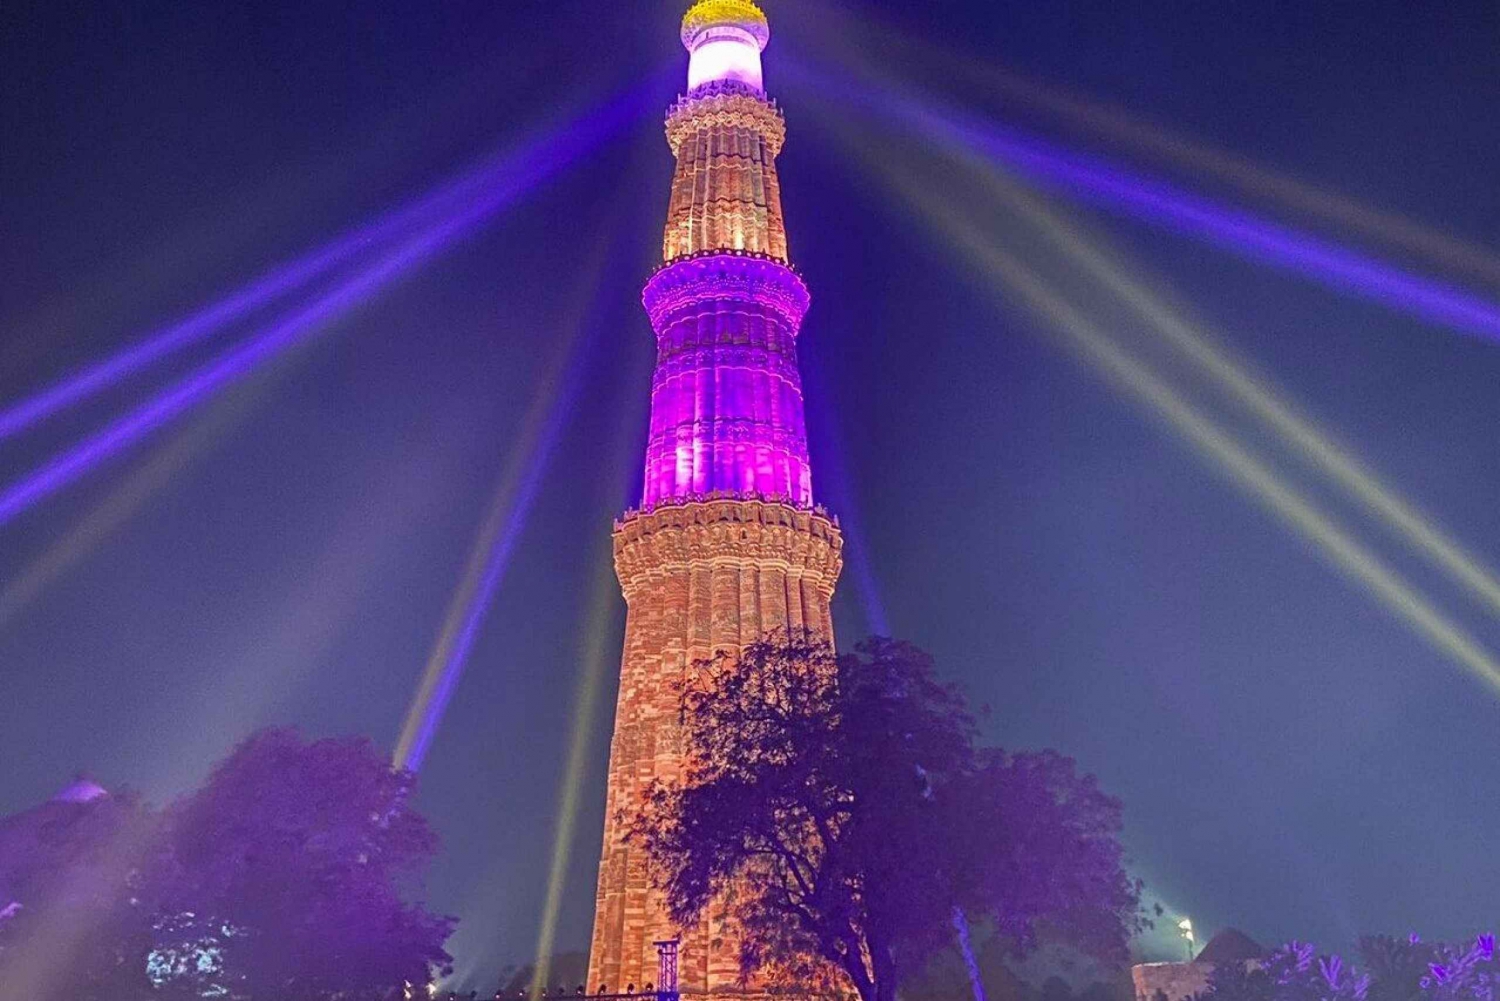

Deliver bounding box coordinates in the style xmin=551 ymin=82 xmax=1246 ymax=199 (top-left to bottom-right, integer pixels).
xmin=589 ymin=1 xmax=844 ymax=995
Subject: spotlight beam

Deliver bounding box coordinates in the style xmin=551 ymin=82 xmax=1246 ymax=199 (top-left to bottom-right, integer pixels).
xmin=942 ymin=111 xmax=1500 ymax=344
xmin=960 ymin=156 xmax=1500 ymax=621
xmin=951 ymin=69 xmax=1500 ymax=293
xmin=785 ymin=60 xmax=1500 ymax=346
xmin=0 ymin=119 xmax=559 ymax=443
xmin=0 ymin=377 xmax=265 ymax=629
xmin=389 ymin=325 xmax=580 ymax=773
xmin=391 ymin=222 xmax=619 ymax=774
xmin=520 ymin=194 xmax=657 ymax=994
xmin=802 ymin=365 xmax=891 ymax=636
xmin=972 ymin=226 xmax=1500 ymax=693
xmin=1 ymin=224 xmax=386 ymax=444
xmin=529 ymin=556 xmax=619 ymax=1000
xmin=853 ymin=132 xmax=1500 ymax=696
xmin=796 ymin=0 xmax=1500 ymax=290
xmin=0 ymin=89 xmax=642 ymax=531
xmin=390 ymin=426 xmax=555 ymax=774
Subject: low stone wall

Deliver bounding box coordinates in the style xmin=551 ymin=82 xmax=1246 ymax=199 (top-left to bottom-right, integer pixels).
xmin=1131 ymin=962 xmax=1213 ymax=1001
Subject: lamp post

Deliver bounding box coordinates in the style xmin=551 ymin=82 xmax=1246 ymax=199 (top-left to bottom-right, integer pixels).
xmin=1179 ymin=918 xmax=1196 ymax=961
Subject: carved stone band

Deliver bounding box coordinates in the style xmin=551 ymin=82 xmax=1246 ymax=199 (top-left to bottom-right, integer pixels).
xmin=666 ymin=88 xmax=787 ymax=157
xmin=614 ymin=497 xmax=844 ymax=602
xmin=643 ymin=252 xmax=810 ymax=333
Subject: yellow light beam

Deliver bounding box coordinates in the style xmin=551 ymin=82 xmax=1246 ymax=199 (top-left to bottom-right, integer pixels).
xmin=0 ymin=377 xmax=265 ymax=630
xmin=529 ymin=554 xmax=620 ymax=998
xmin=527 ymin=193 xmax=658 ymax=992
xmin=394 ymin=228 xmax=615 ymax=773
xmin=964 ymin=161 xmax=1500 ymax=622
xmin=390 ymin=396 xmax=551 ymax=772
xmin=947 ymin=62 xmax=1500 ymax=292
xmin=855 ymin=134 xmax=1500 ymax=696
xmin=799 ymin=0 xmax=1500 ymax=291
xmin=0 ymin=801 xmax=162 ymax=1000
xmin=395 ymin=331 xmax=581 ymax=772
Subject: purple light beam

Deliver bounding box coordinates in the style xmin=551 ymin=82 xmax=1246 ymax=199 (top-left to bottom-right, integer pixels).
xmin=397 ymin=251 xmax=606 ymax=772
xmin=931 ymin=107 xmax=1500 ymax=343
xmin=3 ymin=232 xmax=378 ymax=443
xmin=397 ymin=391 xmax=571 ymax=774
xmin=786 ymin=58 xmax=1500 ymax=346
xmin=0 ymin=95 xmax=632 ymax=443
xmin=0 ymin=88 xmax=646 ymax=529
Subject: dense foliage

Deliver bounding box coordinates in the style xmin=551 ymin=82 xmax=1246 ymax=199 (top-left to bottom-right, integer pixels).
xmin=1191 ymin=935 xmax=1498 ymax=1001
xmin=902 ymin=922 xmax=1135 ymax=1001
xmin=0 ymin=728 xmax=454 ymax=1000
xmin=631 ymin=634 xmax=1142 ymax=1001
xmin=0 ymin=789 xmax=161 ymax=1000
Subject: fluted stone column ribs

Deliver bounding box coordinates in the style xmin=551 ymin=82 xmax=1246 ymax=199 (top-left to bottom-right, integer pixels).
xmin=664 ymin=84 xmax=789 ymax=262
xmin=590 ymin=500 xmax=843 ymax=994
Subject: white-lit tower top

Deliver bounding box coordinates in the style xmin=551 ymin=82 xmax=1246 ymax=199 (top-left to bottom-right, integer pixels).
xmin=681 ymin=0 xmax=772 ymax=92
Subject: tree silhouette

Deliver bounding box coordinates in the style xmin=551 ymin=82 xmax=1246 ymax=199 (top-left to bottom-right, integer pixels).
xmin=0 ymin=728 xmax=454 ymax=999
xmin=155 ymin=728 xmax=455 ymax=999
xmin=1191 ymin=936 xmax=1498 ymax=1001
xmin=0 ymin=788 xmax=161 ymax=1000
xmin=631 ymin=634 xmax=1141 ymax=1001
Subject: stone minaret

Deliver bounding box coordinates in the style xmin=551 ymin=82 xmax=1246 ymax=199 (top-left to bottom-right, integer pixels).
xmin=588 ymin=1 xmax=844 ymax=995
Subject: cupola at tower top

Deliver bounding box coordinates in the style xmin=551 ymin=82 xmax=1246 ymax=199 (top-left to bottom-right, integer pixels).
xmin=681 ymin=0 xmax=770 ymax=92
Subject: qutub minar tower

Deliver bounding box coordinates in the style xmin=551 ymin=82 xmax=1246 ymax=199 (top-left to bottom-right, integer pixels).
xmin=588 ymin=1 xmax=844 ymax=995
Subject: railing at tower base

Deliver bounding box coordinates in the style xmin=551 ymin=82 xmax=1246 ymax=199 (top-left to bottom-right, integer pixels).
xmin=471 ymin=936 xmax=851 ymax=1001
xmin=482 ymin=939 xmax=680 ymax=1001
xmin=655 ymin=938 xmax=681 ymax=1001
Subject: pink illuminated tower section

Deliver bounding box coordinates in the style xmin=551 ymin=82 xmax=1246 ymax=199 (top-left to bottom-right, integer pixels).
xmin=642 ymin=251 xmax=813 ymax=507
xmin=589 ymin=2 xmax=844 ymax=996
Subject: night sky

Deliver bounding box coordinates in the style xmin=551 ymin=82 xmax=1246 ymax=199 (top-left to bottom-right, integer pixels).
xmin=4 ymin=0 xmax=1499 ymax=989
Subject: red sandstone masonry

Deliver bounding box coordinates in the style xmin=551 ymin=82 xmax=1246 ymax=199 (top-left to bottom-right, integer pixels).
xmin=589 ymin=498 xmax=843 ymax=994
xmin=589 ymin=3 xmax=845 ymax=996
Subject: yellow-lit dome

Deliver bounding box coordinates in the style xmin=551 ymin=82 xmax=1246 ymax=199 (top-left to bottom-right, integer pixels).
xmin=681 ymin=0 xmax=771 ymax=52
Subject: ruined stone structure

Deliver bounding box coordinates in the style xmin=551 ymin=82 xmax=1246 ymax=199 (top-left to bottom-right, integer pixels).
xmin=1131 ymin=929 xmax=1267 ymax=1001
xmin=588 ymin=2 xmax=844 ymax=994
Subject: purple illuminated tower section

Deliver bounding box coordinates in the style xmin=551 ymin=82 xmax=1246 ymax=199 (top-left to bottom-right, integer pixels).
xmin=589 ymin=2 xmax=844 ymax=996
xmin=642 ymin=252 xmax=813 ymax=507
